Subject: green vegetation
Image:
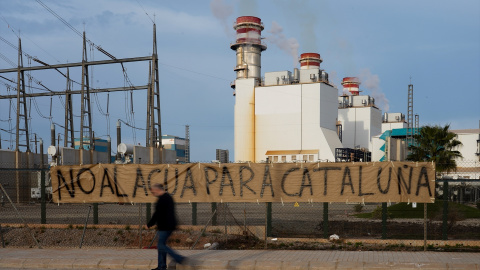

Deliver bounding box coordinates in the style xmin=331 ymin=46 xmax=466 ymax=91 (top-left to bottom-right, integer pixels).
xmin=353 ymin=204 xmax=363 ymax=213
xmin=406 ymin=124 xmax=462 ymax=172
xmin=355 ymin=201 xmax=480 ymax=219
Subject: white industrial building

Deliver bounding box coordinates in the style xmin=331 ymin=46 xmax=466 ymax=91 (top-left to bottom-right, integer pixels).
xmin=231 ymin=16 xmax=376 ymax=162
xmin=230 ymin=16 xmax=480 ymax=165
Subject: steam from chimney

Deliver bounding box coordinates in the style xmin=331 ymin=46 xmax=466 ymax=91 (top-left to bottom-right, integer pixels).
xmin=238 ymin=0 xmax=259 ymax=16
xmin=210 ymin=0 xmax=234 ymax=37
xmin=265 ymin=21 xmax=300 ymax=67
xmin=359 ymin=68 xmax=390 ymax=112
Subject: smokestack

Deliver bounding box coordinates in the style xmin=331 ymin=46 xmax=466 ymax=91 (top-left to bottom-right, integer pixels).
xmin=342 ymin=77 xmax=361 ymax=96
xmin=231 ymin=16 xmax=267 ymax=84
xmin=299 ymin=53 xmax=322 ymax=70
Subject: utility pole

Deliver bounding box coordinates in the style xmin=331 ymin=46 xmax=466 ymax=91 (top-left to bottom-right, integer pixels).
xmin=415 ymin=114 xmax=419 ymax=143
xmin=79 ymin=32 xmax=93 ymax=164
xmin=15 ymin=37 xmax=29 ymax=152
xmin=15 ymin=37 xmax=30 ymax=203
xmin=406 ymin=84 xmax=414 ymax=154
xmin=146 ymin=24 xmax=162 ymax=163
xmin=64 ymin=68 xmax=74 ymax=148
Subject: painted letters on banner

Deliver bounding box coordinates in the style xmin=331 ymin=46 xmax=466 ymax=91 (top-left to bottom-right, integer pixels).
xmin=51 ymin=162 xmax=435 ymax=203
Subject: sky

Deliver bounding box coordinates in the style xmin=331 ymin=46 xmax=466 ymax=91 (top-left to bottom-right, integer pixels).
xmin=0 ymin=0 xmax=479 ymax=162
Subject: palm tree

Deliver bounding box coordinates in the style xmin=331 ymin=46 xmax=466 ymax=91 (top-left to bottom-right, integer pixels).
xmin=407 ymin=124 xmax=463 ymax=172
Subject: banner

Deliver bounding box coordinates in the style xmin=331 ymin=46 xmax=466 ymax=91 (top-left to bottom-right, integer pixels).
xmin=51 ymin=162 xmax=435 ymax=203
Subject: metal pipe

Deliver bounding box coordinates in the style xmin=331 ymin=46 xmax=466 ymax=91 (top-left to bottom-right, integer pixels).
xmin=116 ymin=120 xmax=121 ymax=160
xmin=107 ymin=135 xmax=111 ymax=164
xmin=40 ymin=138 xmax=46 ymax=224
xmin=50 ymin=124 xmax=55 ymax=147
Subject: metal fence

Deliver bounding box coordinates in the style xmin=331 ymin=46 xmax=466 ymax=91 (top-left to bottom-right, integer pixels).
xmin=1 ymin=161 xmax=479 ymax=249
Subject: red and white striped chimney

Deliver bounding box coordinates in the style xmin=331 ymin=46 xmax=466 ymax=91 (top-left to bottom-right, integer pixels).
xmin=231 ymin=16 xmax=267 ymax=81
xmin=341 ymin=77 xmax=361 ymax=96
xmin=299 ymin=53 xmax=322 ymax=70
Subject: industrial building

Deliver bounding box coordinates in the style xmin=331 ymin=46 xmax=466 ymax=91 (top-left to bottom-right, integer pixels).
xmin=162 ymin=135 xmax=187 ymax=163
xmin=231 ymin=16 xmax=378 ymax=162
xmin=216 ymin=149 xmax=230 ymax=163
xmin=230 ymin=16 xmax=480 ymax=166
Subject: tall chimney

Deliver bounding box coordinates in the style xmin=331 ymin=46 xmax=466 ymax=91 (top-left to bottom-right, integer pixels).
xmin=341 ymin=77 xmax=361 ymax=96
xmin=231 ymin=16 xmax=267 ymax=84
xmin=299 ymin=53 xmax=322 ymax=70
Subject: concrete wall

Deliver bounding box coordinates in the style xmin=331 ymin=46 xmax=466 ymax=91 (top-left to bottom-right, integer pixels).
xmin=61 ymin=148 xmax=110 ymax=165
xmin=338 ymin=106 xmax=382 ymax=151
xmin=234 ymin=78 xmax=256 ymax=162
xmin=454 ymin=132 xmax=480 ymax=165
xmin=254 ymin=83 xmax=342 ymax=162
xmin=0 ymin=150 xmax=47 ymax=168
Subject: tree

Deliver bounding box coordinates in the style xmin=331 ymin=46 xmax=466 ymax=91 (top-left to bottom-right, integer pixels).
xmin=407 ymin=124 xmax=462 ymax=172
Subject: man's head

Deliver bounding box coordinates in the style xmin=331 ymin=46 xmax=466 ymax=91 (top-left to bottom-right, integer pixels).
xmin=151 ymin=183 xmax=165 ymax=197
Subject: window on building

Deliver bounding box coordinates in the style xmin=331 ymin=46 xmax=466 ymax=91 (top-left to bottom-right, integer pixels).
xmin=274 ymin=156 xmax=279 ymax=163
xmin=309 ymin=155 xmax=314 ymax=162
xmin=291 ymin=155 xmax=296 ymax=161
xmin=303 ymin=155 xmax=308 ymax=161
xmin=281 ymin=156 xmax=286 ymax=162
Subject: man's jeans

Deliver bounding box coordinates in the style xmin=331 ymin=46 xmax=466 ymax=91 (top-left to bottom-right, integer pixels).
xmin=156 ymin=230 xmax=184 ymax=269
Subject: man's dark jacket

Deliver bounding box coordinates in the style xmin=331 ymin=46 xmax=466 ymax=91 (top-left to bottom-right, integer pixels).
xmin=147 ymin=193 xmax=177 ymax=231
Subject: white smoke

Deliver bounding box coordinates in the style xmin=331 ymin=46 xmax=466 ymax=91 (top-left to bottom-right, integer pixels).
xmin=265 ymin=21 xmax=300 ymax=67
xmin=237 ymin=0 xmax=259 ymax=16
xmin=359 ymin=68 xmax=390 ymax=112
xmin=210 ymin=0 xmax=234 ymax=37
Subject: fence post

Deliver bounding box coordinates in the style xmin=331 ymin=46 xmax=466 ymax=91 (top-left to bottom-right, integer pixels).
xmin=40 ymin=170 xmax=46 ymax=224
xmin=146 ymin=203 xmax=151 ymax=222
xmin=442 ymin=181 xmax=449 ymax=240
xmin=211 ymin=202 xmax=217 ymax=226
xmin=323 ymin=202 xmax=329 ymax=239
xmin=93 ymin=203 xmax=98 ymax=224
xmin=382 ymin=202 xmax=387 ymax=239
xmin=192 ymin=203 xmax=197 ymax=225
xmin=266 ymin=202 xmax=272 ymax=237
xmin=423 ymin=203 xmax=427 ymax=251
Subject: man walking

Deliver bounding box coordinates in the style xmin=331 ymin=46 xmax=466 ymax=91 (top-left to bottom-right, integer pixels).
xmin=147 ymin=183 xmax=185 ymax=270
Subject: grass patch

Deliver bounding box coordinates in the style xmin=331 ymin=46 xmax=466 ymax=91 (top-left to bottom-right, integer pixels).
xmin=354 ymin=201 xmax=480 ymax=219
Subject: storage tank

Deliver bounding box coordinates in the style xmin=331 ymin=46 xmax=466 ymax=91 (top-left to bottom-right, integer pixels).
xmin=117 ymin=143 xmax=134 ymax=155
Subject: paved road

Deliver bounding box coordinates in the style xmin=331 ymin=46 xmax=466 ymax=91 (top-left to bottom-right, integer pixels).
xmin=0 ymin=248 xmax=479 ymax=269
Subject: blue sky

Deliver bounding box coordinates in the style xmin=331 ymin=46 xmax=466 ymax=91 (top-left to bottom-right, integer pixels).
xmin=0 ymin=0 xmax=479 ymax=161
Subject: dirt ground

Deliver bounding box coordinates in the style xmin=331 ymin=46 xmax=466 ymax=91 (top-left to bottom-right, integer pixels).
xmin=0 ymin=225 xmax=222 ymax=249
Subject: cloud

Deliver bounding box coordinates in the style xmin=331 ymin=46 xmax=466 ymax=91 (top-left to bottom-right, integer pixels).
xmin=359 ymin=68 xmax=390 ymax=112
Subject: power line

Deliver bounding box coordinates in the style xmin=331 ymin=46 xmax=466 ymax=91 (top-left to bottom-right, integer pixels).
xmin=135 ymin=0 xmax=155 ymax=24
